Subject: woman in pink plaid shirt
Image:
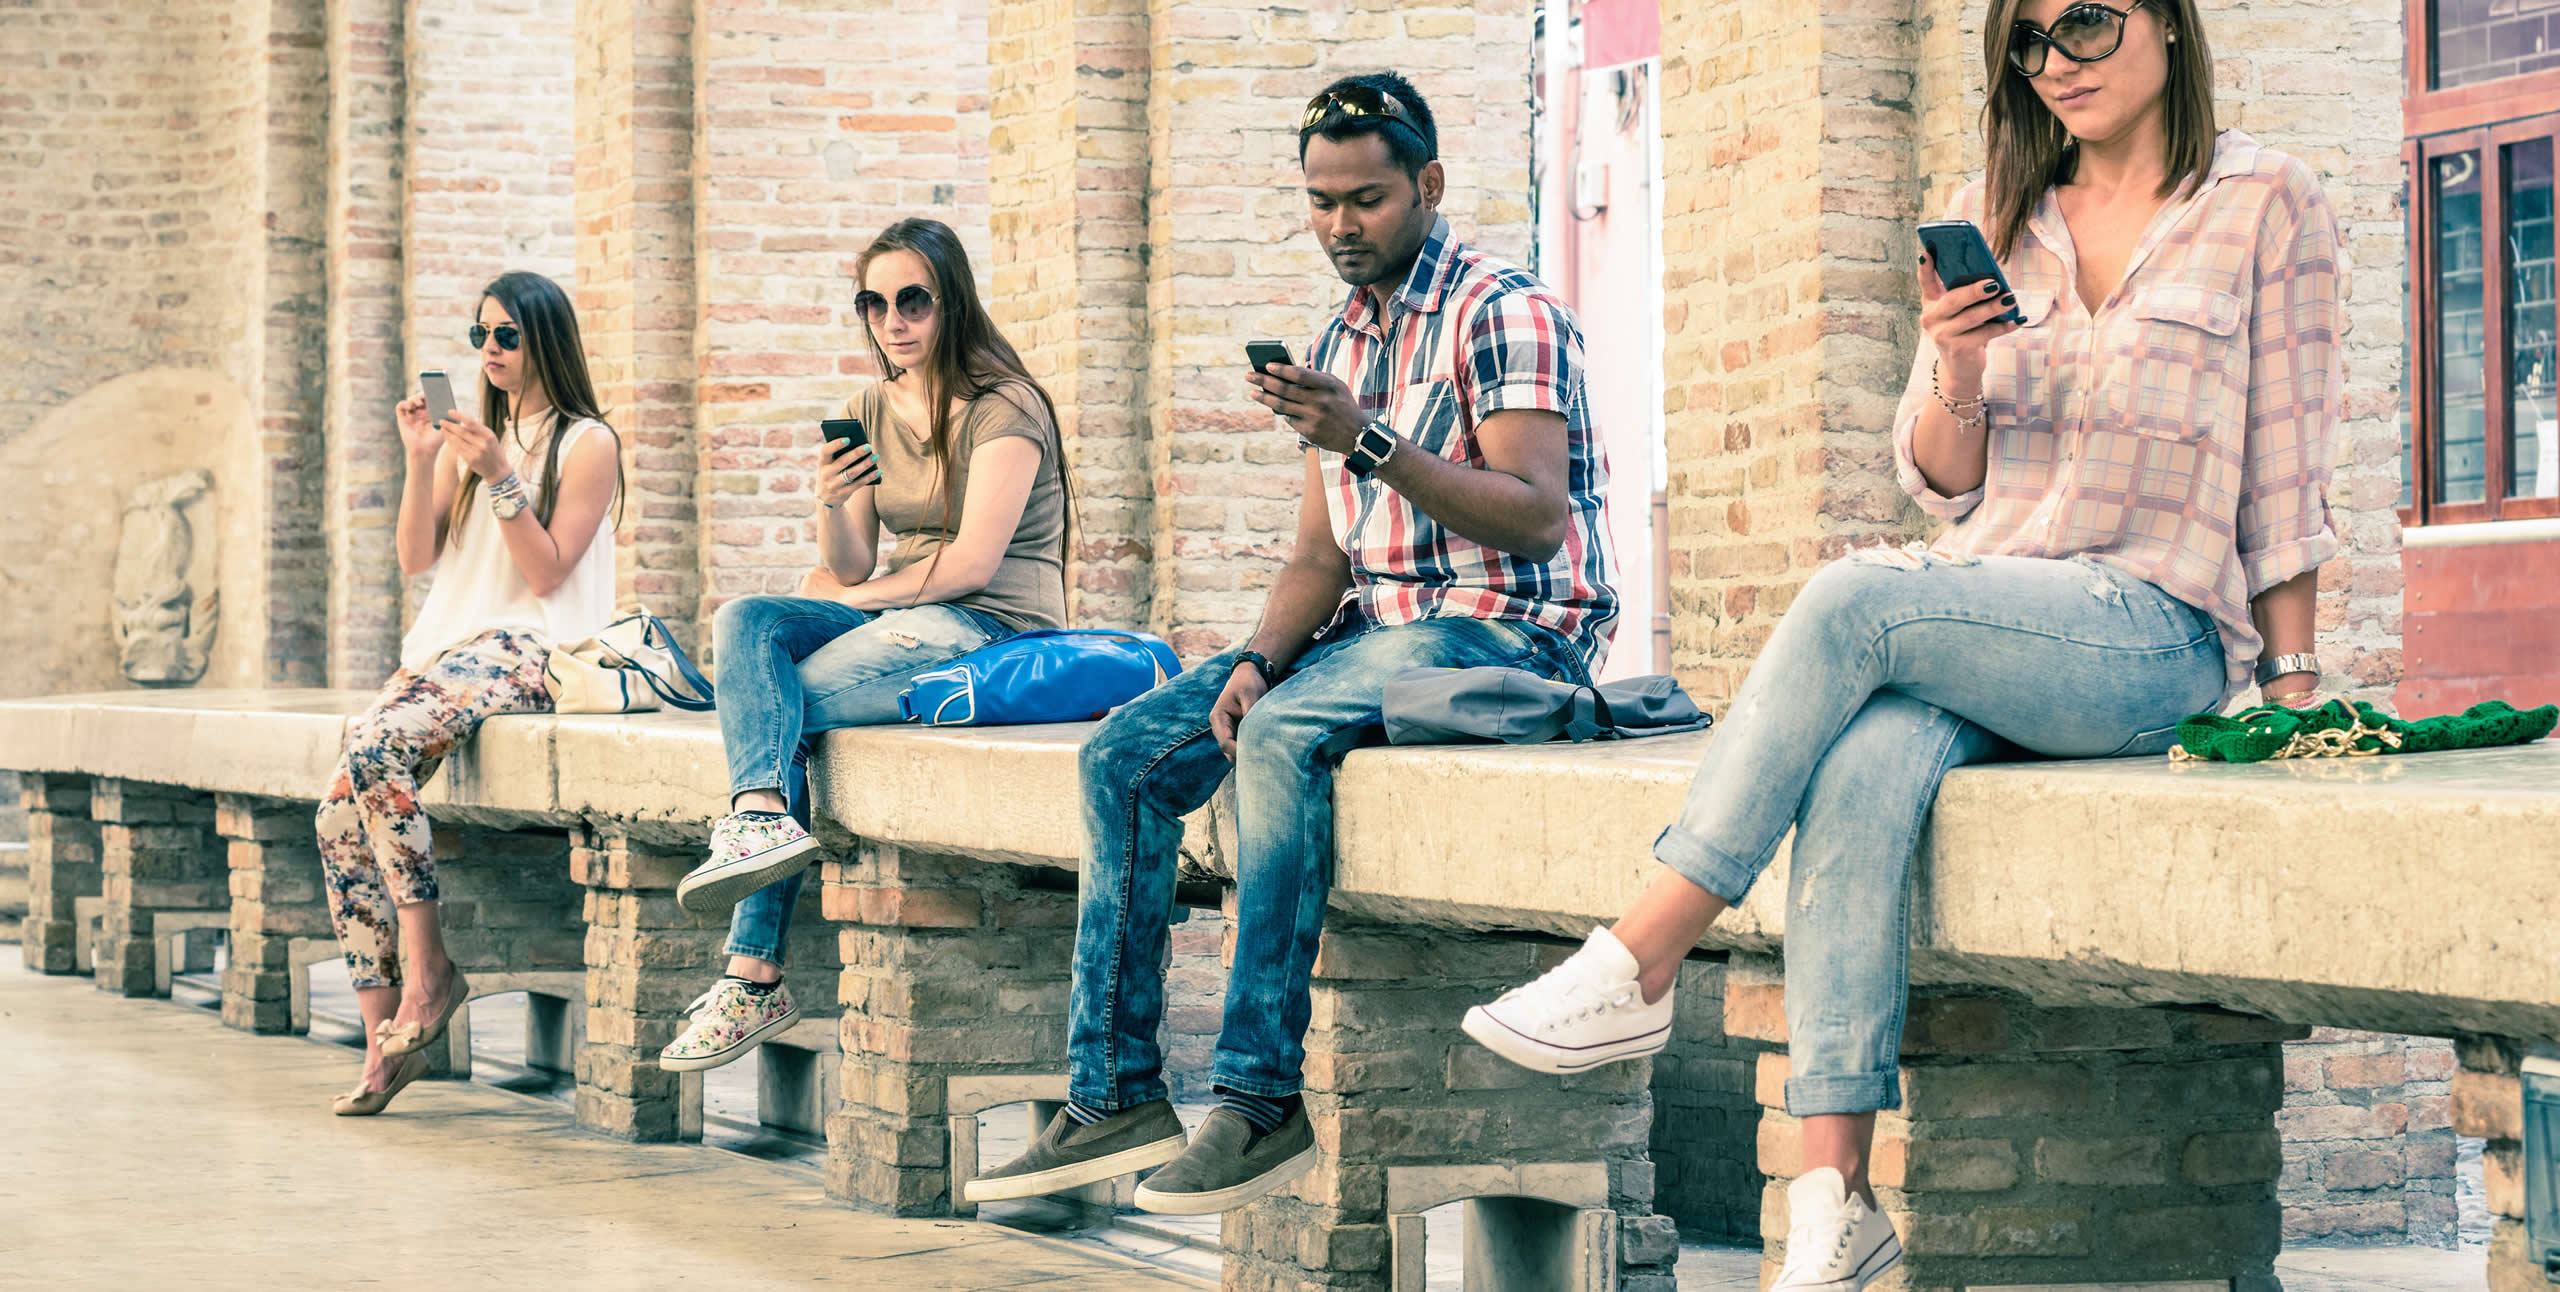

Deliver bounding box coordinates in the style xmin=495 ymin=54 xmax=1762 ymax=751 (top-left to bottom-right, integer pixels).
xmin=1466 ymin=1 xmax=2341 ymax=1284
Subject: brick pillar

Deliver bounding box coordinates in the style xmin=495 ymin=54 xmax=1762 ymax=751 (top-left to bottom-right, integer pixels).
xmin=20 ymin=775 xmax=99 ymax=975
xmin=827 ymin=843 xmax=1075 ymax=1214
xmin=2278 ymin=1029 xmax=2459 ymax=1245
xmin=1730 ymin=956 xmax=2300 ymax=1290
xmin=216 ymin=794 xmax=330 ymax=1033
xmin=1648 ymin=958 xmax=1765 ymax=1243
xmin=322 ymin=0 xmax=409 ymax=685
xmin=573 ymin=822 xmax=722 ymax=1141
xmin=2457 ymin=1036 xmax=2542 ymax=1290
xmin=90 ymin=780 xmax=226 ymax=997
xmin=575 ymin=0 xmax=701 ymax=644
xmin=1231 ymin=927 xmax=1670 ymax=1292
xmin=987 ymin=0 xmax=1153 ymax=630
xmin=254 ymin=0 xmax=330 ymax=684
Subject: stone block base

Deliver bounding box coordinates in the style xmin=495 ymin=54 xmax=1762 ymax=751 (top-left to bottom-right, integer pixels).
xmin=574 ymin=823 xmax=725 ymax=1142
xmin=2457 ymin=1036 xmax=2550 ymax=1291
xmin=216 ymin=794 xmax=331 ymax=1033
xmin=1731 ymin=955 xmax=2297 ymax=1291
xmin=92 ymin=778 xmax=224 ymax=998
xmin=826 ymin=843 xmax=1075 ymax=1215
xmin=20 ymin=774 xmax=98 ymax=975
xmin=1222 ymin=926 xmax=1670 ymax=1291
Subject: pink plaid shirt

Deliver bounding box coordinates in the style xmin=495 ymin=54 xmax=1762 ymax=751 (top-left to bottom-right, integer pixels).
xmin=1893 ymin=131 xmax=2343 ymax=703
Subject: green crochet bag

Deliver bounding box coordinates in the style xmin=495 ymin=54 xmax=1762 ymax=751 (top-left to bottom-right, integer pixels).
xmin=2169 ymin=698 xmax=2557 ymax=764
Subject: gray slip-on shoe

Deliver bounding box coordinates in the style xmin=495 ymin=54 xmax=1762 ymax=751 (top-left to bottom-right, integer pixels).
xmin=962 ymin=1099 xmax=1188 ymax=1203
xmin=1131 ymin=1106 xmax=1317 ymax=1215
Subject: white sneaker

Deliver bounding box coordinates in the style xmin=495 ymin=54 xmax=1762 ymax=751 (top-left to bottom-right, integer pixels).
xmin=1774 ymin=1167 xmax=1902 ymax=1290
xmin=1460 ymin=926 xmax=1673 ymax=1073
xmin=675 ymin=811 xmax=821 ymax=913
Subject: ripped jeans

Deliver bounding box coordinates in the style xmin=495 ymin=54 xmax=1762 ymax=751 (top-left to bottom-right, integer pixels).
xmin=712 ymin=595 xmax=1012 ymax=965
xmin=1652 ymin=553 xmax=2226 ymax=1116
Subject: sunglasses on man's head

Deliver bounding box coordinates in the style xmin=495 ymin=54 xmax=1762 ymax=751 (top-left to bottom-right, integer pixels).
xmin=855 ymin=284 xmax=938 ymax=327
xmin=468 ymin=323 xmax=521 ymax=351
xmin=1300 ymin=86 xmax=1429 ymax=152
xmin=2008 ymin=0 xmax=2150 ymax=77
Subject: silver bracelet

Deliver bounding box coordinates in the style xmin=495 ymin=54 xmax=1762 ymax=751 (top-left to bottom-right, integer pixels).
xmin=487 ymin=471 xmax=530 ymax=520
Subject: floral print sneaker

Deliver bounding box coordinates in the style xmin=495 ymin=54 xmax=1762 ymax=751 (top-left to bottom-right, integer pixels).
xmin=658 ymin=977 xmax=801 ymax=1073
xmin=675 ymin=811 xmax=821 ymax=913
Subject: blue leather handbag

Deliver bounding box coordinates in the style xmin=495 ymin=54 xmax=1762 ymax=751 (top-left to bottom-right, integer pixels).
xmin=896 ymin=629 xmax=1182 ymax=726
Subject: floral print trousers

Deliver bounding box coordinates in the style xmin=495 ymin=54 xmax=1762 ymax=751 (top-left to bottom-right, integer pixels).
xmin=315 ymin=629 xmax=552 ymax=989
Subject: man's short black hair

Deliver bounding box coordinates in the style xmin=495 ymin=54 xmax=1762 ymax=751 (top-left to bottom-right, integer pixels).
xmin=1297 ymin=71 xmax=1438 ymax=181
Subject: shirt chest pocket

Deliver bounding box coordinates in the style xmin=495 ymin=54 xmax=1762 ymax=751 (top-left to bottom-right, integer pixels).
xmin=1386 ymin=378 xmax=1464 ymax=459
xmin=2103 ymin=282 xmax=2247 ymax=443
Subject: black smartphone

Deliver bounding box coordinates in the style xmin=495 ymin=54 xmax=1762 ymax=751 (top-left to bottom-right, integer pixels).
xmin=1916 ymin=220 xmax=2024 ymax=325
xmin=420 ymin=369 xmax=458 ymax=427
xmin=821 ymin=417 xmax=868 ymax=452
xmin=1245 ymin=340 xmax=1294 ymax=376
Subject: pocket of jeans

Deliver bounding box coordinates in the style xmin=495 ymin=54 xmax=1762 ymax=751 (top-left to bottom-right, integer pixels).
xmin=2101 ymin=722 xmax=2186 ymax=760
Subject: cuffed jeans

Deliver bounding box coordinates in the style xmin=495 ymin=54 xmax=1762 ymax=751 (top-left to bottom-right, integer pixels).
xmin=1650 ymin=554 xmax=2227 ymax=1117
xmin=713 ymin=594 xmax=1010 ymax=965
xmin=1068 ymin=613 xmax=1589 ymax=1109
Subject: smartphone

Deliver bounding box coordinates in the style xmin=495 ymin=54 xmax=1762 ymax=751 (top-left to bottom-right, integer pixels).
xmin=820 ymin=417 xmax=868 ymax=452
xmin=1245 ymin=340 xmax=1294 ymax=376
xmin=1916 ymin=220 xmax=2024 ymax=325
xmin=420 ymin=369 xmax=458 ymax=428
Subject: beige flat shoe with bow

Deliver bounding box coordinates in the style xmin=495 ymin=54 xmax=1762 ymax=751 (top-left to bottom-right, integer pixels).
xmin=331 ymin=1049 xmax=430 ymax=1117
xmin=376 ymin=966 xmax=472 ymax=1058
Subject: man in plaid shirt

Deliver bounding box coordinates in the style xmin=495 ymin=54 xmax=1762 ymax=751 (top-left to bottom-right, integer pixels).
xmin=968 ymin=70 xmax=1618 ymax=1215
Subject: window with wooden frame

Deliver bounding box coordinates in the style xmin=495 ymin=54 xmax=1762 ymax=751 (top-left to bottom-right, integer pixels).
xmin=2405 ymin=0 xmax=2560 ymax=524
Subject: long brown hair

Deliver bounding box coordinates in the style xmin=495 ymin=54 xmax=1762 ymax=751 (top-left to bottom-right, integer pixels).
xmin=445 ymin=270 xmax=620 ymax=539
xmin=855 ymin=218 xmax=1074 ymax=573
xmin=1980 ymin=0 xmax=2218 ymax=260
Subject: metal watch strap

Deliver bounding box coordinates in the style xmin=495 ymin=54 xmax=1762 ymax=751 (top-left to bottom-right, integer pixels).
xmin=2256 ymin=652 xmax=2320 ymax=684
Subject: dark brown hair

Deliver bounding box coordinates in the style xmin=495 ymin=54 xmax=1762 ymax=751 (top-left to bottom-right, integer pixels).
xmin=1980 ymin=0 xmax=2218 ymax=260
xmin=855 ymin=218 xmax=1073 ymax=574
xmin=445 ymin=270 xmax=620 ymax=539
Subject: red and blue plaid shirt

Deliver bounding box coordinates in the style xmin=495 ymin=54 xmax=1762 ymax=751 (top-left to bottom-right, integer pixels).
xmin=1307 ymin=217 xmax=1619 ymax=667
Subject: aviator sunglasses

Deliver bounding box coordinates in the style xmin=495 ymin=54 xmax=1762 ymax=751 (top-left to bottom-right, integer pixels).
xmin=468 ymin=323 xmax=521 ymax=351
xmin=1300 ymin=85 xmax=1430 ymax=153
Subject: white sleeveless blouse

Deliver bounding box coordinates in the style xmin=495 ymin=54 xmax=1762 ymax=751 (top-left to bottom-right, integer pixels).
xmin=398 ymin=417 xmax=617 ymax=673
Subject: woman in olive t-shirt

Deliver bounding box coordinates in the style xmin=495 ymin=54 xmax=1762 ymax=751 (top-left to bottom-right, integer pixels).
xmin=658 ymin=217 xmax=1072 ymax=1074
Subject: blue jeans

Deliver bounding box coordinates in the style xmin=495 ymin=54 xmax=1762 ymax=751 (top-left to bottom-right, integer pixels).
xmin=1651 ymin=553 xmax=2227 ymax=1117
xmin=714 ymin=594 xmax=1011 ymax=965
xmin=1068 ymin=613 xmax=1590 ymax=1108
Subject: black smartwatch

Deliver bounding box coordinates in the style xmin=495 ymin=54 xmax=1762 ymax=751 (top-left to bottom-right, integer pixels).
xmin=1344 ymin=419 xmax=1400 ymax=477
xmin=1233 ymin=650 xmax=1284 ymax=686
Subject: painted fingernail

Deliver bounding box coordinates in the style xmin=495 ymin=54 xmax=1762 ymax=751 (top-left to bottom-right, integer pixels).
xmin=1982 ymin=281 xmax=2001 ymax=294
xmin=2000 ymin=294 xmax=2017 ymax=305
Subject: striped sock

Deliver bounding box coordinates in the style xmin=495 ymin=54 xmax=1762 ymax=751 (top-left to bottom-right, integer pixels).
xmin=1214 ymin=1087 xmax=1299 ymax=1136
xmin=1063 ymin=1102 xmax=1109 ymax=1126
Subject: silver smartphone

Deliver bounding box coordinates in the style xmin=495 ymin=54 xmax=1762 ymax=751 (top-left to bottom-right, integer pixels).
xmin=420 ymin=369 xmax=458 ymax=427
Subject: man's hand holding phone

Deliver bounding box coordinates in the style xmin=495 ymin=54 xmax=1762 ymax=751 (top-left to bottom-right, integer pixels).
xmin=817 ymin=436 xmax=881 ymax=509
xmin=1249 ymin=359 xmax=1364 ymax=456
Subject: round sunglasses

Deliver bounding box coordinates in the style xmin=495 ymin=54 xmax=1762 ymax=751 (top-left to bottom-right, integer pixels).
xmin=2008 ymin=0 xmax=2151 ymax=78
xmin=468 ymin=323 xmax=521 ymax=351
xmin=855 ymin=284 xmax=938 ymax=327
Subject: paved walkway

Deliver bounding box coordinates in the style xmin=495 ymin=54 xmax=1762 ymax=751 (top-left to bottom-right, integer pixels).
xmin=3 ymin=946 xmax=2488 ymax=1290
xmin=0 ymin=954 xmax=1194 ymax=1291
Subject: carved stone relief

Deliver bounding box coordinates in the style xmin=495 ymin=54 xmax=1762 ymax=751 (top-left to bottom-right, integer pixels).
xmin=112 ymin=469 xmax=220 ymax=685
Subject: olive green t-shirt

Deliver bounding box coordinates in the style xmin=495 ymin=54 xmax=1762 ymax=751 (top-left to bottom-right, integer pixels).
xmin=848 ymin=379 xmax=1067 ymax=632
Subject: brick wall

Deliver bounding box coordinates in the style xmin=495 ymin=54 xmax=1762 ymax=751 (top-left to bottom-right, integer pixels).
xmin=2279 ymin=1030 xmax=2461 ymax=1246
xmin=1140 ymin=1 xmax=1539 ymax=657
xmin=691 ymin=0 xmax=992 ymax=621
xmin=323 ymin=0 xmax=411 ymax=685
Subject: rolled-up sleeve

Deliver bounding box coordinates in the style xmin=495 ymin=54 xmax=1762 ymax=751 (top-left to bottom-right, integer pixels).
xmin=2234 ymin=162 xmax=2343 ymax=596
xmin=1465 ymin=290 xmax=1579 ymax=420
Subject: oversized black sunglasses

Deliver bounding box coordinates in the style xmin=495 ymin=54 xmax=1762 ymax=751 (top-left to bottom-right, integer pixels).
xmin=855 ymin=284 xmax=938 ymax=327
xmin=2008 ymin=0 xmax=2150 ymax=78
xmin=468 ymin=323 xmax=521 ymax=351
xmin=1300 ymin=85 xmax=1429 ymax=153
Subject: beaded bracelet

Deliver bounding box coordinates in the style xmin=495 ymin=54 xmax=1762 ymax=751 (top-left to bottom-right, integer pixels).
xmin=1931 ymin=361 xmax=1987 ymax=433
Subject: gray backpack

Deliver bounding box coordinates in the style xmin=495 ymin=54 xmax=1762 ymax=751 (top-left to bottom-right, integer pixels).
xmin=1381 ymin=667 xmax=1712 ymax=746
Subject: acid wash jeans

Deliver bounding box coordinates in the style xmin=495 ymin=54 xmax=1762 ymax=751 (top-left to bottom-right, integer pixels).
xmin=1068 ymin=612 xmax=1590 ymax=1109
xmin=1650 ymin=553 xmax=2227 ymax=1117
xmin=711 ymin=594 xmax=1013 ymax=965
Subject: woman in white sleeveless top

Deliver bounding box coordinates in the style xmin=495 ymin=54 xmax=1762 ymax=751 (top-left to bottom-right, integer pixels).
xmin=316 ymin=270 xmax=621 ymax=1115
